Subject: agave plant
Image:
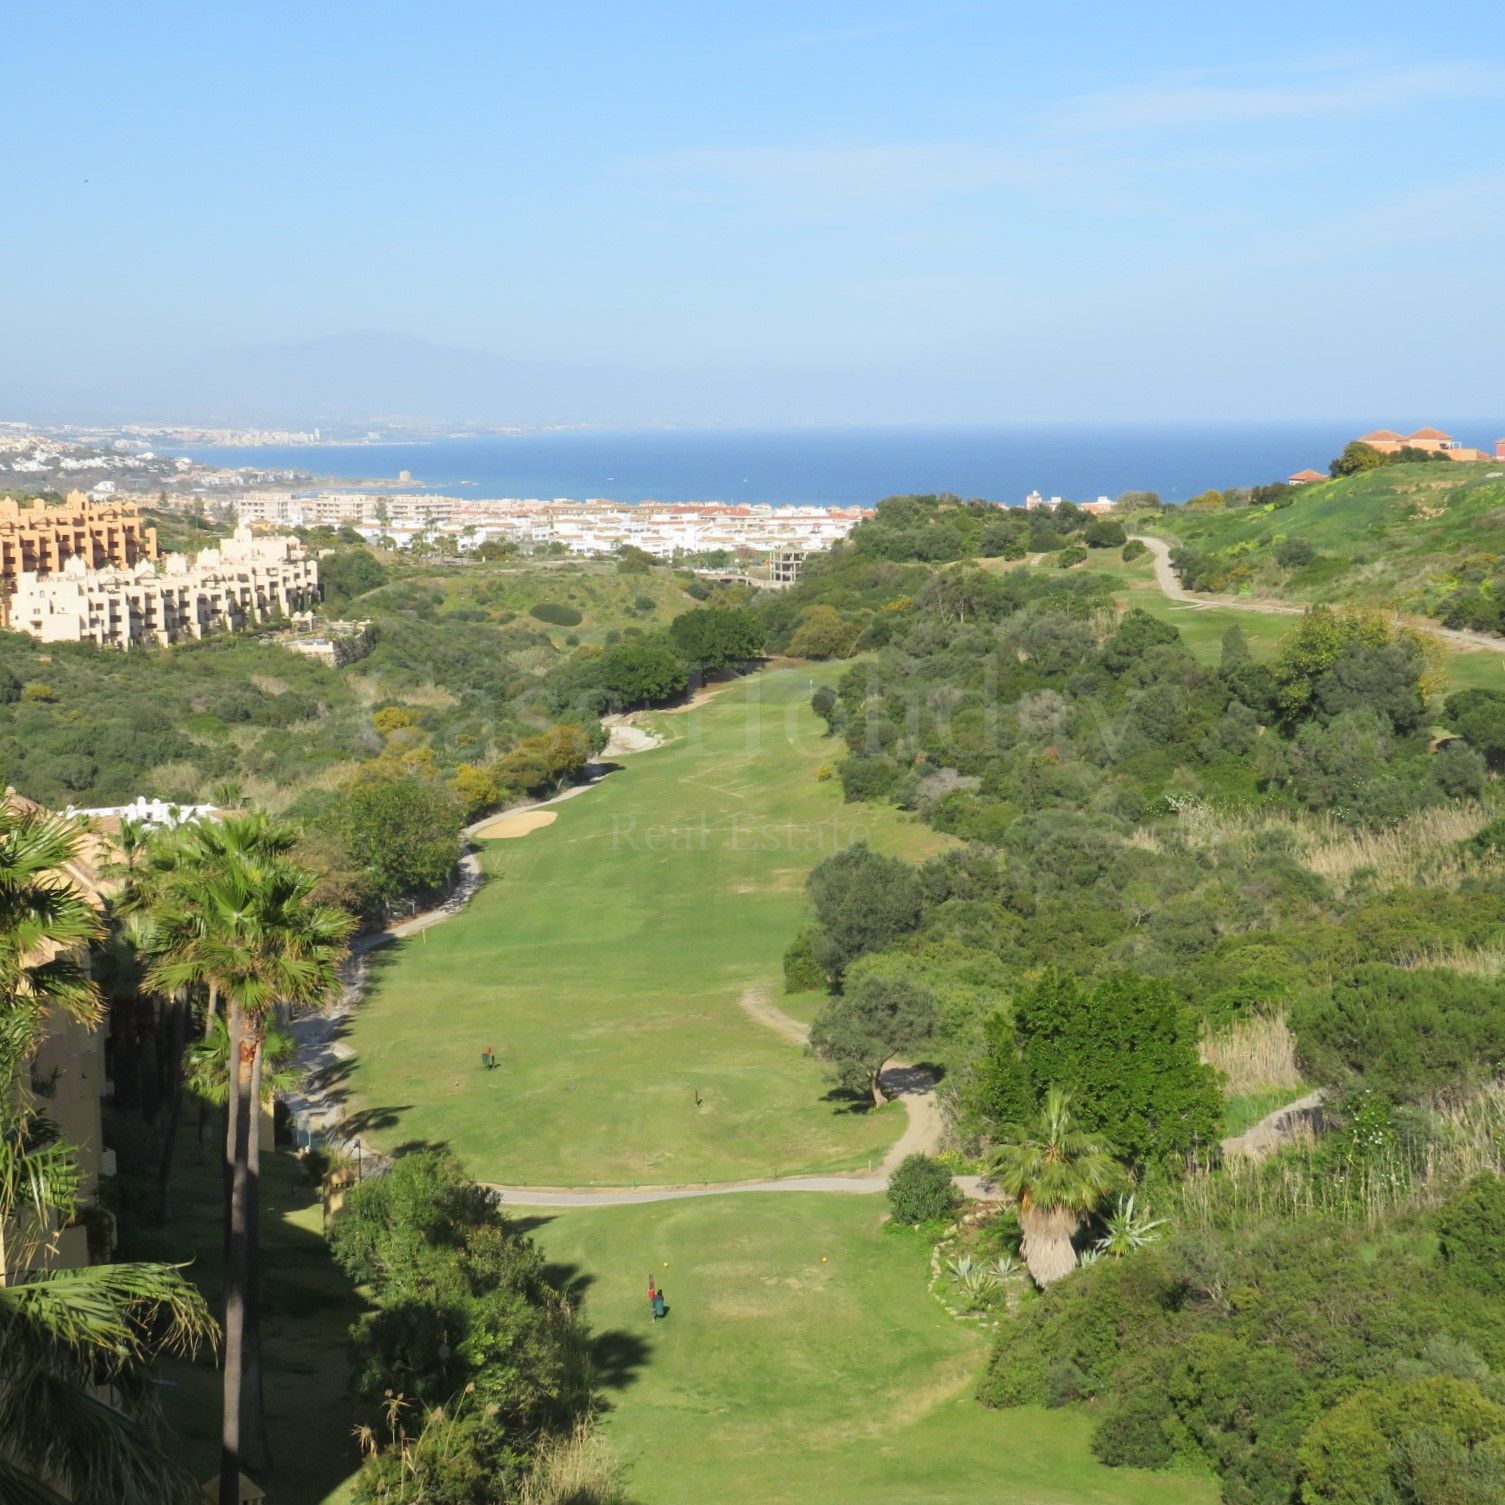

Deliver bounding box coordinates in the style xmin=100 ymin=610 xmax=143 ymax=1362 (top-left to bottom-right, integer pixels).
xmin=945 ymin=1255 xmax=1001 ymax=1309
xmin=1094 ymin=1194 xmax=1167 ymax=1258
xmin=989 ymin=1254 xmax=1023 ymax=1282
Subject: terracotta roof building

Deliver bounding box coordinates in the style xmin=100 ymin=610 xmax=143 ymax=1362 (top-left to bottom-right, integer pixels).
xmin=1353 ymin=427 xmax=1492 ymax=464
xmin=5 ymin=524 xmax=318 ymax=649
xmin=0 ymin=490 xmax=157 ymax=589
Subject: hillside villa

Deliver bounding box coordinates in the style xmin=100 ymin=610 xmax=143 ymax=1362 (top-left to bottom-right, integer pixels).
xmin=1354 ymin=427 xmax=1504 ymax=464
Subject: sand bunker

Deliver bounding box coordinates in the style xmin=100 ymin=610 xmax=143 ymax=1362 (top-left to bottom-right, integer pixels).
xmin=473 ymin=809 xmax=558 ymax=840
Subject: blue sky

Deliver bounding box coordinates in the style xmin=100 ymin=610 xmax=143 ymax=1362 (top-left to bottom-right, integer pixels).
xmin=5 ymin=1 xmax=1504 ymax=424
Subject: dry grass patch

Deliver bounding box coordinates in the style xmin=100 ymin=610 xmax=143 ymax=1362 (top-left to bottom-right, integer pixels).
xmin=1148 ymin=797 xmax=1503 ymax=894
xmin=1201 ymin=1013 xmax=1302 ymax=1095
xmin=1301 ymin=802 xmax=1499 ymax=891
xmin=1396 ymin=944 xmax=1505 ymax=978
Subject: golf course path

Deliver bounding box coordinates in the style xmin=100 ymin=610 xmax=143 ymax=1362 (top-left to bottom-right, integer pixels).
xmin=485 ymin=1171 xmax=999 ymax=1207
xmin=1133 ymin=534 xmax=1505 ymax=655
xmin=477 ymin=995 xmax=980 ymax=1207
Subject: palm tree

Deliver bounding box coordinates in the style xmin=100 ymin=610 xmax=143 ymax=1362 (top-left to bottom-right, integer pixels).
xmin=121 ymin=814 xmax=301 ymax=1220
xmin=184 ymin=1014 xmax=302 ymax=1113
xmin=0 ymin=1261 xmax=215 ymax=1504
xmin=1 ymin=802 xmax=217 ymax=1501
xmin=988 ymin=1088 xmax=1123 ymax=1288
xmin=0 ymin=805 xmax=101 ymax=1285
xmin=145 ymin=824 xmax=352 ymax=1503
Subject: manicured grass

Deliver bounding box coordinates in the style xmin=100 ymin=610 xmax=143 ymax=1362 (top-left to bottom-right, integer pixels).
xmin=347 ymin=667 xmax=949 ymax=1185
xmin=112 ymin=1120 xmax=366 ymax=1505
xmin=528 ymin=1193 xmax=1216 ymax=1505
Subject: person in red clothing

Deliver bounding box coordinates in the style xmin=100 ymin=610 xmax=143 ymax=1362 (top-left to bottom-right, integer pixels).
xmin=647 ymin=1275 xmax=658 ymax=1319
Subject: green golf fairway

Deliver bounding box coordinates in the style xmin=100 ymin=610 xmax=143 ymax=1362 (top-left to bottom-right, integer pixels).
xmin=528 ymin=1193 xmax=1216 ymax=1505
xmin=346 ymin=667 xmax=947 ymax=1185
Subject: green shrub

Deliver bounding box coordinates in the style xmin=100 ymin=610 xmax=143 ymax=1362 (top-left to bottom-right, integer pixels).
xmin=1084 ymin=518 xmax=1127 ymax=548
xmin=1436 ymin=1174 xmax=1505 ymax=1297
xmin=1055 ymin=545 xmax=1089 ymax=568
xmin=782 ymin=927 xmax=827 ymax=993
xmin=1120 ymin=539 xmax=1148 ymax=562
xmin=530 ymin=602 xmax=584 ymax=626
xmin=885 ymin=1153 xmax=960 ymax=1225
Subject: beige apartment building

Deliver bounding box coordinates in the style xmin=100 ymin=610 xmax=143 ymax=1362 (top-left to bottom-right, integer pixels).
xmin=6 ymin=525 xmax=318 ymax=649
xmin=0 ymin=490 xmax=157 ymax=587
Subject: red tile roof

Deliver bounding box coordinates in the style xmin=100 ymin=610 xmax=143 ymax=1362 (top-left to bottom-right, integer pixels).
xmin=1408 ymin=427 xmax=1453 ymax=441
xmin=1358 ymin=429 xmax=1406 ymax=442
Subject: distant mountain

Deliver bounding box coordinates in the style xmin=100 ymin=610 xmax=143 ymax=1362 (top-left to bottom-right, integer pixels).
xmin=163 ymin=332 xmax=641 ymax=426
xmin=0 ymin=333 xmax=693 ymax=429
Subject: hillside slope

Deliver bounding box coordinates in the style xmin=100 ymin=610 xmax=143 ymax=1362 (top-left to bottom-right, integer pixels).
xmin=1158 ymin=461 xmax=1505 ymax=631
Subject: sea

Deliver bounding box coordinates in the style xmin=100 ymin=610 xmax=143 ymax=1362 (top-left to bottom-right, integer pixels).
xmin=167 ymin=421 xmax=1495 ymax=509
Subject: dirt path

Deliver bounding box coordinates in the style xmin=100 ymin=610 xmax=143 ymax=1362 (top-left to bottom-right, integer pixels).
xmin=1133 ymin=533 xmax=1505 ymax=655
xmin=1220 ymin=1089 xmax=1327 ymax=1160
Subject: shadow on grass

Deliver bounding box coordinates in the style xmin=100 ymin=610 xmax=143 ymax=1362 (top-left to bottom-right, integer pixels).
xmin=822 ymin=1059 xmax=947 ymax=1116
xmin=339 ymin=1101 xmax=419 ymax=1139
xmin=590 ymin=1327 xmax=652 ymax=1395
xmin=522 ymin=1243 xmax=650 ymax=1402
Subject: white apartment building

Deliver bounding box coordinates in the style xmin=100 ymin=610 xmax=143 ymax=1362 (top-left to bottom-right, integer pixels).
xmin=6 ymin=526 xmax=318 ymax=649
xmin=234 ymin=491 xmax=869 ymax=559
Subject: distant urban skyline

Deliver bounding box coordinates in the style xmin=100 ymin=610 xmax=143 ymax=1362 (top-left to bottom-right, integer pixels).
xmin=6 ymin=2 xmax=1504 ymax=426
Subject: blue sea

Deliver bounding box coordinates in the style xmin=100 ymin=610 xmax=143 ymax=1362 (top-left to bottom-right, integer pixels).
xmin=169 ymin=421 xmax=1494 ymax=509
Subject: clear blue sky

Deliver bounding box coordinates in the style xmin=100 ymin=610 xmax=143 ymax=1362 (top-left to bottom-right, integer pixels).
xmin=7 ymin=1 xmax=1505 ymax=425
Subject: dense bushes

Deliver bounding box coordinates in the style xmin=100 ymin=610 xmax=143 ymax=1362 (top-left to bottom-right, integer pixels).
xmin=529 ymin=601 xmax=584 ymax=626
xmin=330 ymin=1151 xmax=607 ymax=1503
xmin=1290 ymin=964 xmax=1505 ymax=1102
xmin=981 ymin=1214 xmax=1505 ymax=1505
xmin=667 ymin=605 xmax=763 ymax=672
xmin=1008 ymin=972 xmax=1221 ymax=1168
xmin=1436 ymin=1174 xmax=1505 ymax=1297
xmin=886 ymin=1153 xmax=961 ymax=1224
xmin=319 ymin=770 xmax=465 ymax=920
xmin=319 ymin=547 xmax=388 ymax=609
